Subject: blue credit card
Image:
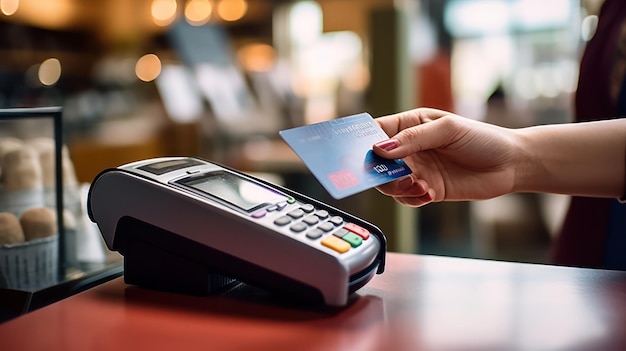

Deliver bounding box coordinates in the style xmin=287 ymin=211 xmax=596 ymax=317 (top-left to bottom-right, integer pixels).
xmin=279 ymin=112 xmax=412 ymax=199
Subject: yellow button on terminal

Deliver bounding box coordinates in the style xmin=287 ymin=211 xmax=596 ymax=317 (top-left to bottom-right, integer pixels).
xmin=321 ymin=235 xmax=351 ymax=253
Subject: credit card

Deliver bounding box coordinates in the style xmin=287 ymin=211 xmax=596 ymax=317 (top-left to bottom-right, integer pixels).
xmin=279 ymin=112 xmax=412 ymax=199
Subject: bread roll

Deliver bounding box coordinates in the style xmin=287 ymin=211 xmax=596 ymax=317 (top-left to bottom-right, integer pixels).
xmin=27 ymin=138 xmax=55 ymax=188
xmin=1 ymin=146 xmax=43 ymax=191
xmin=0 ymin=212 xmax=25 ymax=244
xmin=20 ymin=207 xmax=57 ymax=241
xmin=0 ymin=137 xmax=24 ymax=180
xmin=0 ymin=137 xmax=23 ymax=158
xmin=27 ymin=138 xmax=78 ymax=188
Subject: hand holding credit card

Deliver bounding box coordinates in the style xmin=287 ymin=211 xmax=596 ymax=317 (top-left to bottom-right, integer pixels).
xmin=279 ymin=113 xmax=412 ymax=199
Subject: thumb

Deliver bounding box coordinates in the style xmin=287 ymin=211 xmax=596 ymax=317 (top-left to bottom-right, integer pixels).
xmin=373 ymin=116 xmax=456 ymax=159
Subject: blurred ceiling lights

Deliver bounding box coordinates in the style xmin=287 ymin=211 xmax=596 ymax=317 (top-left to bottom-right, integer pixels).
xmin=1 ymin=0 xmax=74 ymax=29
xmin=152 ymin=0 xmax=248 ymax=27
xmin=0 ymin=0 xmax=250 ymax=30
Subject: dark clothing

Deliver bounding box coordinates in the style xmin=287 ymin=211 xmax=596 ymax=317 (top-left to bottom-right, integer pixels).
xmin=551 ymin=0 xmax=626 ymax=269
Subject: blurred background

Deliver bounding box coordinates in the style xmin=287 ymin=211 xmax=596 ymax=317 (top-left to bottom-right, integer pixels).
xmin=0 ymin=0 xmax=604 ymax=264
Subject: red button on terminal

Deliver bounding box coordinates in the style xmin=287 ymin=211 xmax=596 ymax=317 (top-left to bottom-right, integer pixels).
xmin=343 ymin=223 xmax=370 ymax=240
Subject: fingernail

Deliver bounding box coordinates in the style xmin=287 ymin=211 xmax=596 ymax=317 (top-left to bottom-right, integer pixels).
xmin=375 ymin=139 xmax=399 ymax=151
xmin=424 ymin=189 xmax=435 ymax=202
xmin=398 ymin=176 xmax=413 ymax=188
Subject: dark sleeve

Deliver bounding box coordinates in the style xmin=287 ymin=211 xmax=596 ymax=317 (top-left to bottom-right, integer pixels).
xmin=619 ymin=141 xmax=626 ymax=204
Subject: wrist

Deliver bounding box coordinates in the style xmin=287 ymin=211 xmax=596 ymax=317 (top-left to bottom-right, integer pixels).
xmin=511 ymin=128 xmax=541 ymax=194
xmin=512 ymin=120 xmax=626 ymax=198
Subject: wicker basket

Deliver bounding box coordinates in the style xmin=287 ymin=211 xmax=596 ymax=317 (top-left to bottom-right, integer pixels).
xmin=0 ymin=235 xmax=58 ymax=290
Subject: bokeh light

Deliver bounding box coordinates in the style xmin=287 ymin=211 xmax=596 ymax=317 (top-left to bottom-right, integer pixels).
xmin=135 ymin=54 xmax=162 ymax=82
xmin=38 ymin=58 xmax=62 ymax=86
xmin=152 ymin=0 xmax=177 ymax=27
xmin=216 ymin=0 xmax=247 ymax=22
xmin=1 ymin=0 xmax=19 ymax=16
xmin=238 ymin=43 xmax=276 ymax=72
xmin=185 ymin=0 xmax=212 ymax=26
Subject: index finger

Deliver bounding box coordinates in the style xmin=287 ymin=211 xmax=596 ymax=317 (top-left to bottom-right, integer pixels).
xmin=374 ymin=108 xmax=450 ymax=137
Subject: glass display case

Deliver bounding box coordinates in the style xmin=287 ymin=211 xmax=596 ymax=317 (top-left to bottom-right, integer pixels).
xmin=0 ymin=107 xmax=122 ymax=323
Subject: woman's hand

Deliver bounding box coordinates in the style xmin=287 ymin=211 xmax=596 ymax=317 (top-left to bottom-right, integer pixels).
xmin=373 ymin=108 xmax=520 ymax=207
xmin=373 ymin=108 xmax=626 ymax=207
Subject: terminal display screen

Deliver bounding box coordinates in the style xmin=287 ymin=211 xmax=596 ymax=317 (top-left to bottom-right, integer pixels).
xmin=176 ymin=171 xmax=287 ymax=212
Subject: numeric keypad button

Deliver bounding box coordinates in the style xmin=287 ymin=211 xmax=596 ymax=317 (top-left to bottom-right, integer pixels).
xmin=287 ymin=209 xmax=305 ymax=219
xmin=318 ymin=222 xmax=335 ymax=232
xmin=290 ymin=222 xmax=308 ymax=233
xmin=302 ymin=215 xmax=319 ymax=225
xmin=329 ymin=216 xmax=343 ymax=226
xmin=301 ymin=204 xmax=315 ymax=213
xmin=306 ymin=228 xmax=324 ymax=239
xmin=273 ymin=216 xmax=291 ymax=226
xmin=315 ymin=210 xmax=329 ymax=219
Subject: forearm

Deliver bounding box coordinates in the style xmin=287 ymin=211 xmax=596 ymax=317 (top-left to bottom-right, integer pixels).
xmin=514 ymin=119 xmax=626 ymax=198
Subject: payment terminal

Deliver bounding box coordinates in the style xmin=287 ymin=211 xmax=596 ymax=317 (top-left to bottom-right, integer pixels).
xmin=87 ymin=157 xmax=386 ymax=307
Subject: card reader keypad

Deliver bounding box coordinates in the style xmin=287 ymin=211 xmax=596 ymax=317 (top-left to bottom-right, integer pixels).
xmin=264 ymin=202 xmax=370 ymax=254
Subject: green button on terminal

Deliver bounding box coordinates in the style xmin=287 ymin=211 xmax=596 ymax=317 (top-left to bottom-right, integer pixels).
xmin=342 ymin=233 xmax=363 ymax=248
